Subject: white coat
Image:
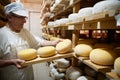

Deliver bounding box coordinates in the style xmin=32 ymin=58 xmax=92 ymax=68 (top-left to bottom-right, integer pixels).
xmin=0 ymin=26 xmax=41 ymax=80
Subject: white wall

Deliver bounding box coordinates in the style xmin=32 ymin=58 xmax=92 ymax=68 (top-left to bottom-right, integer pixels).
xmin=23 ymin=3 xmax=53 ymax=80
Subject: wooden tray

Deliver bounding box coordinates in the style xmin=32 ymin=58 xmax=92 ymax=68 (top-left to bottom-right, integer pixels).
xmin=21 ymin=52 xmax=74 ymax=66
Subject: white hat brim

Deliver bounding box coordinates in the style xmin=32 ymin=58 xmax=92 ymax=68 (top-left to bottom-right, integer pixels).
xmin=13 ymin=10 xmax=28 ymax=17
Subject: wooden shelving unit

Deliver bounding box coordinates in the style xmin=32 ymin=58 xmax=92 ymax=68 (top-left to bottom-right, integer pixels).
xmin=106 ymin=72 xmax=120 ymax=80
xmin=40 ymin=0 xmax=120 ymax=80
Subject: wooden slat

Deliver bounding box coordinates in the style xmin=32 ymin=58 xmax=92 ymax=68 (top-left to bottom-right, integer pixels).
xmin=21 ymin=52 xmax=74 ymax=67
xmin=83 ymin=60 xmax=112 ymax=73
xmin=78 ymin=57 xmax=89 ymax=61
xmin=106 ymin=72 xmax=120 ymax=80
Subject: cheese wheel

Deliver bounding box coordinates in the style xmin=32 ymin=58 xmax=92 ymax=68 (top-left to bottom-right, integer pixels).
xmin=74 ymin=44 xmax=93 ymax=57
xmin=114 ymin=57 xmax=120 ymax=76
xmin=66 ymin=66 xmax=82 ymax=80
xmin=18 ymin=49 xmax=37 ymax=61
xmin=54 ymin=58 xmax=70 ymax=68
xmin=68 ymin=13 xmax=79 ymax=21
xmin=37 ymin=46 xmax=56 ymax=58
xmin=59 ymin=18 xmax=69 ymax=25
xmin=78 ymin=7 xmax=93 ymax=17
xmin=90 ymin=49 xmax=117 ymax=65
xmin=77 ymin=76 xmax=94 ymax=80
xmin=56 ymin=39 xmax=72 ymax=54
xmin=92 ymin=0 xmax=120 ymax=16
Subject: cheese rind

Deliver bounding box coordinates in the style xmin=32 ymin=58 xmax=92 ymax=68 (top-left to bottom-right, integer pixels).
xmin=90 ymin=49 xmax=117 ymax=65
xmin=114 ymin=57 xmax=120 ymax=76
xmin=56 ymin=39 xmax=72 ymax=54
xmin=18 ymin=49 xmax=37 ymax=61
xmin=74 ymin=44 xmax=93 ymax=57
xmin=37 ymin=46 xmax=56 ymax=57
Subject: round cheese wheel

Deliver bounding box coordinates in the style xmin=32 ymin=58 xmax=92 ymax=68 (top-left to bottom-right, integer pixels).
xmin=90 ymin=49 xmax=117 ymax=65
xmin=37 ymin=46 xmax=56 ymax=58
xmin=66 ymin=66 xmax=82 ymax=80
xmin=54 ymin=58 xmax=70 ymax=68
xmin=68 ymin=13 xmax=78 ymax=21
xmin=59 ymin=18 xmax=69 ymax=25
xmin=114 ymin=57 xmax=120 ymax=76
xmin=18 ymin=48 xmax=37 ymax=61
xmin=47 ymin=21 xmax=55 ymax=27
xmin=92 ymin=0 xmax=120 ymax=16
xmin=56 ymin=39 xmax=72 ymax=54
xmin=74 ymin=44 xmax=93 ymax=57
xmin=77 ymin=76 xmax=94 ymax=80
xmin=78 ymin=7 xmax=93 ymax=17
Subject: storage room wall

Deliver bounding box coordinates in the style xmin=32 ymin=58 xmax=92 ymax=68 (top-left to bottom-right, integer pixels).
xmin=22 ymin=3 xmax=52 ymax=80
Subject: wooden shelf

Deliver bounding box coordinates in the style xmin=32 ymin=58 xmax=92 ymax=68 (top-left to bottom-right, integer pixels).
xmin=106 ymin=72 xmax=120 ymax=80
xmin=67 ymin=13 xmax=120 ymax=30
xmin=21 ymin=52 xmax=74 ymax=66
xmin=83 ymin=60 xmax=112 ymax=73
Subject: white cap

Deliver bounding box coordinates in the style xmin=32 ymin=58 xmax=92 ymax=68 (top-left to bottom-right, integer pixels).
xmin=5 ymin=2 xmax=28 ymax=17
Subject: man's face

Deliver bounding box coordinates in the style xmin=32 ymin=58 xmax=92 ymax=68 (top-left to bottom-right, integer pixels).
xmin=8 ymin=14 xmax=26 ymax=32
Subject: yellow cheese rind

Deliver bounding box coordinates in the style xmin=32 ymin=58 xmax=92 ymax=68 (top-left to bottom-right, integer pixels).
xmin=90 ymin=49 xmax=117 ymax=66
xmin=18 ymin=49 xmax=37 ymax=61
xmin=56 ymin=39 xmax=72 ymax=54
xmin=74 ymin=44 xmax=93 ymax=57
xmin=114 ymin=57 xmax=120 ymax=76
xmin=37 ymin=46 xmax=56 ymax=58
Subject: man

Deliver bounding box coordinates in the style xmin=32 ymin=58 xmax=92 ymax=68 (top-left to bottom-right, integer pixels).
xmin=0 ymin=1 xmax=60 ymax=80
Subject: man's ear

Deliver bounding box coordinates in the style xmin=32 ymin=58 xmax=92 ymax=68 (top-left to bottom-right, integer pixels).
xmin=6 ymin=14 xmax=12 ymax=21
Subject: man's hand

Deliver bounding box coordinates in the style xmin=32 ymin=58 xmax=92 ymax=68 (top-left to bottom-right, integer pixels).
xmin=10 ymin=59 xmax=25 ymax=69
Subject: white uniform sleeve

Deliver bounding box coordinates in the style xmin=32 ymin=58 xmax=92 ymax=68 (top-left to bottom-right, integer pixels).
xmin=22 ymin=29 xmax=42 ymax=49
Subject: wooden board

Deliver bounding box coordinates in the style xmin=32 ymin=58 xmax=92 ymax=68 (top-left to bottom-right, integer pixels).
xmin=78 ymin=57 xmax=89 ymax=61
xmin=83 ymin=60 xmax=112 ymax=73
xmin=106 ymin=72 xmax=120 ymax=80
xmin=21 ymin=52 xmax=74 ymax=66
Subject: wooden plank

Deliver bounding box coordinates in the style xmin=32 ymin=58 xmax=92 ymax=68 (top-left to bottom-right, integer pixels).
xmin=83 ymin=60 xmax=112 ymax=73
xmin=78 ymin=57 xmax=89 ymax=61
xmin=73 ymin=52 xmax=89 ymax=61
xmin=106 ymin=72 xmax=120 ymax=80
xmin=21 ymin=52 xmax=74 ymax=66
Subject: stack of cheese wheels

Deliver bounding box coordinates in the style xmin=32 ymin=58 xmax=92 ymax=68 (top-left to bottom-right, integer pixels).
xmin=74 ymin=44 xmax=93 ymax=57
xmin=56 ymin=39 xmax=72 ymax=54
xmin=37 ymin=46 xmax=56 ymax=58
xmin=54 ymin=58 xmax=70 ymax=68
xmin=92 ymin=0 xmax=120 ymax=16
xmin=114 ymin=57 xmax=120 ymax=76
xmin=18 ymin=48 xmax=37 ymax=61
xmin=66 ymin=66 xmax=82 ymax=80
xmin=90 ymin=49 xmax=118 ymax=65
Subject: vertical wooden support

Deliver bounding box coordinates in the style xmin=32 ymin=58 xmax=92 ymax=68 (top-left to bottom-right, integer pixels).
xmin=71 ymin=2 xmax=80 ymax=67
xmin=72 ymin=30 xmax=80 ymax=47
xmin=72 ymin=3 xmax=80 ymax=48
